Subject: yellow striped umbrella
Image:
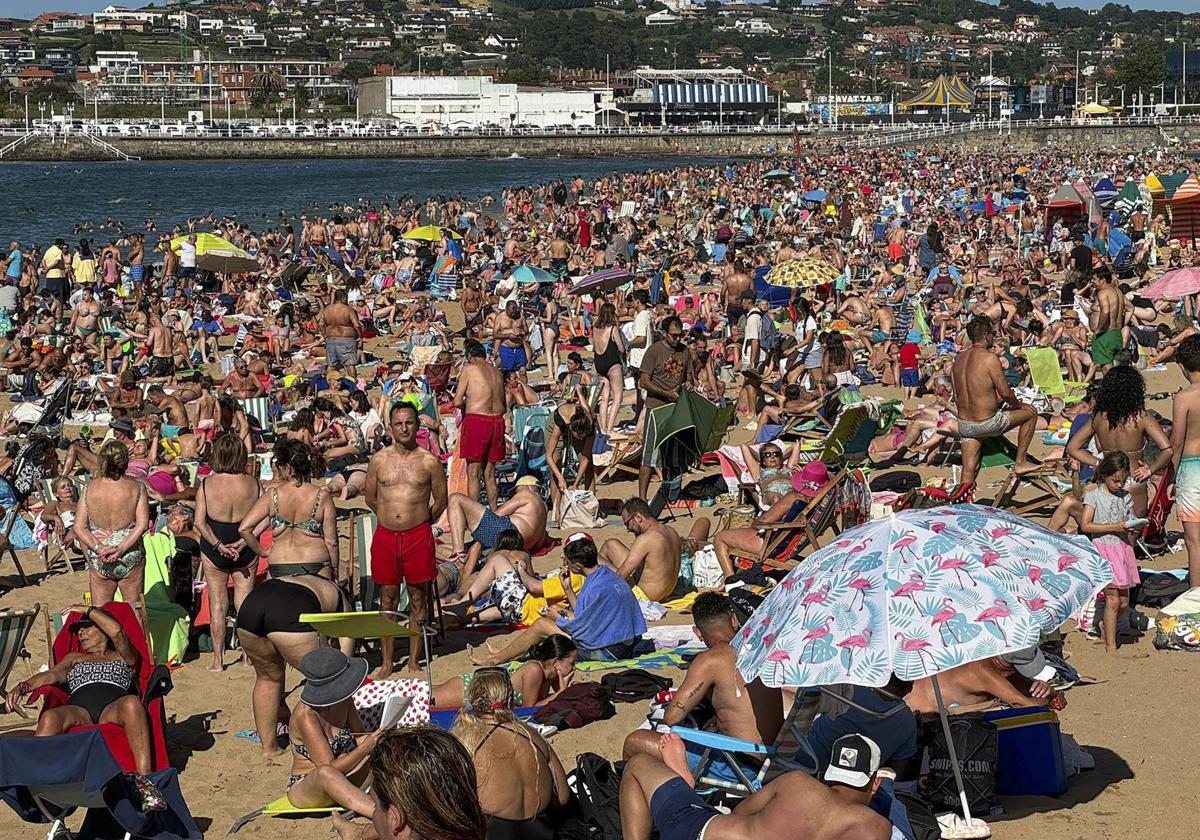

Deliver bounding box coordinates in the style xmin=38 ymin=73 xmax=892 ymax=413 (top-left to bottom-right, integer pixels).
xmin=764 ymin=257 xmax=840 ymax=288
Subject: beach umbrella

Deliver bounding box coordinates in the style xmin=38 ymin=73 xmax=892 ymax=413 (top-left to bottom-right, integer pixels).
xmin=802 ymin=189 xmax=829 ymax=202
xmin=764 ymin=169 xmax=792 ymax=182
xmin=509 ymin=264 xmax=557 ymax=284
xmin=1142 ymin=267 xmax=1200 ymax=300
xmin=196 ymin=249 xmax=259 ymax=274
xmin=646 ymin=388 xmax=734 ymax=474
xmin=572 ymin=267 xmax=633 ymax=295
xmin=402 ymin=225 xmax=462 ymax=241
xmin=764 ymin=257 xmax=840 ymax=289
xmin=169 ymin=232 xmax=244 ymax=256
xmin=1015 ymin=166 xmax=1032 ymax=175
xmin=734 ymin=504 xmax=1111 ymax=827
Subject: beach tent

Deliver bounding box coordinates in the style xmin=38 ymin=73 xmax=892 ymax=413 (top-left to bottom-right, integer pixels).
xmin=1073 ymin=180 xmax=1102 ymax=225
xmin=1093 ymin=177 xmax=1118 ymax=206
xmin=1044 ymin=183 xmax=1088 ymax=230
xmin=1148 ymin=174 xmax=1200 ymax=246
xmin=898 ymin=75 xmax=975 ymax=110
xmin=1113 ymin=180 xmax=1143 ymax=215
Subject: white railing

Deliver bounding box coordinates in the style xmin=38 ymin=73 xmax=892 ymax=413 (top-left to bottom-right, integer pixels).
xmin=76 ymin=131 xmax=140 ymax=161
xmin=849 ymin=114 xmax=1200 ymax=148
xmin=0 ymin=130 xmax=38 ymax=159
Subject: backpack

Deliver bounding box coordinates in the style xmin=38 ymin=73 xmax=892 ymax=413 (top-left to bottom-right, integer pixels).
xmin=1137 ymin=573 xmax=1189 ymax=609
xmin=716 ymin=224 xmax=733 ymax=244
xmin=533 ymin=683 xmax=615 ymax=730
xmin=924 ymin=715 xmax=1000 ymax=816
xmin=758 ymin=310 xmax=782 ymax=351
xmin=682 ymin=474 xmax=728 ymax=501
xmin=568 ymin=753 xmax=624 ymax=840
xmin=869 ymin=470 xmax=921 ymax=493
xmin=600 ymin=669 xmax=672 ymax=703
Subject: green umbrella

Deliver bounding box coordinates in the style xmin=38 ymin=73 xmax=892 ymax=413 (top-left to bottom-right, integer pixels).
xmin=764 ymin=169 xmax=793 ymax=181
xmin=646 ymin=388 xmax=736 ymax=474
xmin=510 ymin=264 xmax=557 ymax=284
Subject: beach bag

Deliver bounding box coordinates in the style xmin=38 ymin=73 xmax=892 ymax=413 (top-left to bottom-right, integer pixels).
xmin=726 ymin=588 xmax=765 ymax=625
xmin=534 ymin=683 xmax=615 ymax=730
xmin=560 ymin=490 xmax=605 ymax=530
xmin=1154 ymin=612 xmax=1200 ymax=651
xmin=690 ymin=544 xmax=725 ymax=591
xmin=682 ymin=474 xmax=727 ymax=501
xmin=568 ymin=753 xmax=624 ymax=840
xmin=600 ymin=669 xmax=672 ymax=703
xmin=895 ymin=791 xmax=942 ymax=840
xmin=925 ymin=716 xmax=999 ymax=816
xmin=716 ymin=224 xmax=733 ymax=244
xmin=870 ymin=470 xmax=921 ymax=493
xmin=1137 ymin=573 xmax=1190 ymax=609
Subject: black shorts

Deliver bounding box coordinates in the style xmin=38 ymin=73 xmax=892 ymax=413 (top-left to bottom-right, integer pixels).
xmin=148 ymin=356 xmax=175 ymax=378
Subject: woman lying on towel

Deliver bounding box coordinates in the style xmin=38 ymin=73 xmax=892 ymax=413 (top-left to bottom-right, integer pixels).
xmin=450 ymin=669 xmax=571 ymax=840
xmin=3 ymin=605 xmax=167 ymax=813
xmin=431 ymin=635 xmax=578 ymax=709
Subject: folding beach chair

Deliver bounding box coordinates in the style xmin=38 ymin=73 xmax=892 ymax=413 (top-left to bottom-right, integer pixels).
xmin=990 ymin=440 xmax=1066 ymax=516
xmin=0 ymin=606 xmax=39 ymax=697
xmin=239 ymin=396 xmax=272 ymax=435
xmin=227 ymin=793 xmax=343 ymax=835
xmin=1138 ymin=463 xmax=1175 ymax=558
xmin=726 ymin=469 xmax=848 ymax=572
xmin=0 ymin=728 xmax=202 ymax=840
xmin=1023 ymin=346 xmax=1085 ymax=412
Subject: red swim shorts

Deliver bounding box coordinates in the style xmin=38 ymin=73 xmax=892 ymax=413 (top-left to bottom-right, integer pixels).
xmin=370 ymin=521 xmax=435 ymax=587
xmin=888 ymin=242 xmax=905 ymax=261
xmin=459 ymin=413 xmax=505 ymax=463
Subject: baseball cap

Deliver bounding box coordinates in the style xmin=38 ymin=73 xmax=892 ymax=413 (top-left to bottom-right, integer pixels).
xmin=1000 ymin=646 xmax=1055 ymax=682
xmin=823 ymin=734 xmax=881 ymax=789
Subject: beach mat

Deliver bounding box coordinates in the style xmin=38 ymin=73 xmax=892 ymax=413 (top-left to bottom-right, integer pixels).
xmin=574 ymin=645 xmax=701 ymax=673
xmin=428 ymin=706 xmax=538 ymax=729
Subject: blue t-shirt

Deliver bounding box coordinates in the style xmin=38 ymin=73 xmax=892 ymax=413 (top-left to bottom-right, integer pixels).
xmin=557 ymin=565 xmax=646 ymax=651
xmin=5 ymin=249 xmax=21 ymax=280
xmin=807 ymin=687 xmax=918 ymax=773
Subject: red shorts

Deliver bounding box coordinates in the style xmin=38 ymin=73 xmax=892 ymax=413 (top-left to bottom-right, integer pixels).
xmin=370 ymin=521 xmax=435 ymax=587
xmin=459 ymin=413 xmax=505 ymax=463
xmin=887 ymin=242 xmax=905 ymax=261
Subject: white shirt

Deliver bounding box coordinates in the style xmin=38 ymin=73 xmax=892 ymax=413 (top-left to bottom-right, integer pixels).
xmin=629 ymin=309 xmax=653 ymax=368
xmin=179 ymin=241 xmax=196 ymax=268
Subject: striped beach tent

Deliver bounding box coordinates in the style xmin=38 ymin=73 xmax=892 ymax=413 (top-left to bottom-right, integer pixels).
xmin=1093 ymin=177 xmax=1118 ymax=206
xmin=1113 ymin=180 xmax=1142 ymax=215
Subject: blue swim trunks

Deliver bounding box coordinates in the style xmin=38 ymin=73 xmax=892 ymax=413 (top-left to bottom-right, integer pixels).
xmin=472 ymin=508 xmax=516 ymax=549
xmin=650 ymin=777 xmax=720 ymax=840
xmin=499 ymin=345 xmax=528 ymax=371
xmin=129 ymin=265 xmax=145 ymax=282
xmin=900 ymin=368 xmax=920 ymax=388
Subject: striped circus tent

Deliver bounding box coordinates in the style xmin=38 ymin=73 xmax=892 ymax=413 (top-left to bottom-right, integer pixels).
xmin=898 ymin=75 xmax=975 ymax=109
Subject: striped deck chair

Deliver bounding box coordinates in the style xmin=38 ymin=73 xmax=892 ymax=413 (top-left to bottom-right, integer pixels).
xmin=740 ymin=470 xmax=848 ymax=572
xmin=239 ymin=397 xmax=272 ymax=435
xmin=0 ymin=606 xmax=39 ymax=696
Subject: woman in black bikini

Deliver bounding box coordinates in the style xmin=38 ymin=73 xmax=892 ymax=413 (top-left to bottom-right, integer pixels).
xmin=450 ymin=669 xmax=569 ymax=840
xmin=194 ymin=433 xmax=263 ymax=673
xmin=590 ymin=302 xmax=626 ymax=434
xmin=4 ymin=605 xmax=167 ymax=812
xmin=236 ymin=440 xmax=351 ymax=757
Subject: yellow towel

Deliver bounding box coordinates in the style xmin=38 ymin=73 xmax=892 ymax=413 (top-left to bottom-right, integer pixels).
xmin=633 ymin=585 xmax=699 ymax=612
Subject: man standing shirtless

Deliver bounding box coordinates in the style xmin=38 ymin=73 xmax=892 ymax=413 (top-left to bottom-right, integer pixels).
xmin=722 ymin=259 xmax=753 ymax=328
xmin=453 ymin=341 xmax=505 ymax=503
xmin=145 ymin=311 xmax=174 ymax=380
xmin=128 ymin=233 xmax=145 ymax=303
xmin=364 ymin=402 xmax=448 ymax=677
xmin=1171 ymin=335 xmax=1200 ymax=586
xmin=494 ymin=300 xmax=529 ymax=378
xmin=951 ymin=315 xmax=1038 ymax=485
xmin=320 ymin=288 xmax=362 ymax=378
xmin=1089 ymin=269 xmax=1127 ymax=372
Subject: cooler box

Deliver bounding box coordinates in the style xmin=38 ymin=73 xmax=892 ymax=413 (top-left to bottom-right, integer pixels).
xmin=982 ymin=707 xmax=1067 ymax=796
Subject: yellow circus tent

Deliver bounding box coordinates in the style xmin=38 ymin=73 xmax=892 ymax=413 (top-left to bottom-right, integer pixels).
xmin=898 ymin=75 xmax=975 ymax=110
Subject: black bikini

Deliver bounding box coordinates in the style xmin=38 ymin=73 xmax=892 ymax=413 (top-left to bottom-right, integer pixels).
xmin=237 ymin=577 xmax=349 ymax=636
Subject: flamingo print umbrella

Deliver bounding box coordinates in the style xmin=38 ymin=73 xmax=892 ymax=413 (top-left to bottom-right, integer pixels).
xmin=734 ymin=504 xmax=1112 ymax=688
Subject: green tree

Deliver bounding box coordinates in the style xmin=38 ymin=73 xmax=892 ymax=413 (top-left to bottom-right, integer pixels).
xmin=293 ymin=82 xmax=311 ymax=112
xmin=340 ymin=60 xmax=372 ymax=82
xmin=1116 ymin=39 xmax=1166 ymax=94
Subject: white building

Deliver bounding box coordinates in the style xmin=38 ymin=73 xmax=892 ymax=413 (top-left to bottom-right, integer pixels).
xmin=357 ymin=75 xmax=614 ymax=129
xmin=645 ymin=10 xmax=683 ymax=26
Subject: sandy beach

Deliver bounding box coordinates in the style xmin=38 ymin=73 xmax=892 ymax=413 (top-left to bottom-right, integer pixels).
xmin=1 ymin=296 xmax=1196 ymax=839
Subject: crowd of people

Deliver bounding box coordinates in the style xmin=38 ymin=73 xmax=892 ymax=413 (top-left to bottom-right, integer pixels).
xmin=1 ymin=137 xmax=1198 ymax=838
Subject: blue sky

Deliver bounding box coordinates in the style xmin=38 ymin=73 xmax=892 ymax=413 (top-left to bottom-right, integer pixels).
xmin=4 ymin=0 xmax=1198 ymax=14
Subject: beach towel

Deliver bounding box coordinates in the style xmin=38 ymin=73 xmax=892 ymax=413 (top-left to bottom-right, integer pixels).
xmin=118 ymin=531 xmax=190 ymax=666
xmin=573 ymin=645 xmax=702 ymax=673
